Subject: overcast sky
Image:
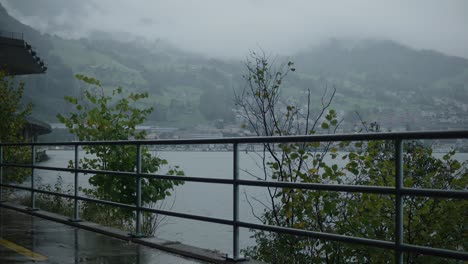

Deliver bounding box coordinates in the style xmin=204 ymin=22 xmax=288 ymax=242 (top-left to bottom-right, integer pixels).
xmin=2 ymin=0 xmax=468 ymax=59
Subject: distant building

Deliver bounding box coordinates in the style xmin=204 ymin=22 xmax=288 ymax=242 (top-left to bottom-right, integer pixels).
xmin=0 ymin=30 xmax=50 ymax=142
xmin=0 ymin=30 xmax=47 ymax=75
xmin=23 ymin=117 xmax=52 ymax=142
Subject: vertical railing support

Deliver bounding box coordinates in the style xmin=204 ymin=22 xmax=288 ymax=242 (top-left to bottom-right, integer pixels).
xmin=228 ymin=142 xmax=246 ymax=261
xmin=226 ymin=143 xmax=246 ymax=261
xmin=29 ymin=144 xmax=37 ymax=210
xmin=233 ymin=143 xmax=239 ymax=259
xmin=395 ymin=139 xmax=404 ymax=264
xmin=134 ymin=144 xmax=143 ymax=237
xmin=0 ymin=144 xmax=3 ymax=203
xmin=70 ymin=144 xmax=81 ymax=222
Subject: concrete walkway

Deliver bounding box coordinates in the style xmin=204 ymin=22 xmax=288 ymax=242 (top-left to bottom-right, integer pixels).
xmin=0 ymin=208 xmax=206 ymax=264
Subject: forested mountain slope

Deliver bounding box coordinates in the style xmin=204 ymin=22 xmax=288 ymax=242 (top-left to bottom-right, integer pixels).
xmin=2 ymin=3 xmax=467 ymax=129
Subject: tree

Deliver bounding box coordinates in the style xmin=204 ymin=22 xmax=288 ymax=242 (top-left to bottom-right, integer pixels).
xmin=338 ymin=138 xmax=467 ymax=263
xmin=235 ymin=53 xmax=467 ymax=263
xmin=0 ymin=72 xmax=32 ymax=142
xmin=0 ymin=71 xmax=32 ymax=184
xmin=235 ymin=51 xmax=344 ymax=263
xmin=57 ymin=74 xmax=183 ymax=235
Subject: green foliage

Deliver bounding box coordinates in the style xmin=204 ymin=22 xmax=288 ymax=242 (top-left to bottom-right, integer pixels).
xmin=0 ymin=72 xmax=32 ymax=142
xmin=336 ymin=140 xmax=467 ymax=263
xmin=246 ymin=138 xmax=467 ymax=263
xmin=238 ymin=55 xmax=467 ymax=263
xmin=57 ymin=74 xmax=183 ymax=234
xmin=35 ymin=175 xmax=74 ymax=216
xmin=0 ymin=71 xmax=32 ymax=184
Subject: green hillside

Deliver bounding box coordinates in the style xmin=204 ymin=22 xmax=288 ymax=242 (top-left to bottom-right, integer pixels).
xmin=1 ymin=3 xmax=467 ymax=130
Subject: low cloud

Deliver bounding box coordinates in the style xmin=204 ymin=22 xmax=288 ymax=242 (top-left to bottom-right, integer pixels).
xmin=2 ymin=0 xmax=467 ymax=59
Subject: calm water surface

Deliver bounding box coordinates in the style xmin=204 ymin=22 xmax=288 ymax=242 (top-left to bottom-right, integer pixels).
xmin=33 ymin=149 xmax=467 ymax=255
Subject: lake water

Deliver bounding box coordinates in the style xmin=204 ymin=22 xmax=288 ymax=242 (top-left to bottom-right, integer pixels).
xmin=29 ymin=149 xmax=467 ymax=255
xmin=33 ymin=150 xmax=279 ymax=255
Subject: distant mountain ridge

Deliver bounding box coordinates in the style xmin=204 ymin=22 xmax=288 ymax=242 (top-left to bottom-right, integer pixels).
xmin=294 ymin=38 xmax=468 ymax=85
xmin=1 ymin=3 xmax=76 ymax=121
xmin=1 ymin=3 xmax=467 ymax=130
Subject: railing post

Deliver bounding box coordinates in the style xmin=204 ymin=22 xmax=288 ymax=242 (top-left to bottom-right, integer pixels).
xmin=70 ymin=144 xmax=81 ymax=222
xmin=0 ymin=144 xmax=3 ymax=203
xmin=231 ymin=142 xmax=242 ymax=261
xmin=134 ymin=144 xmax=143 ymax=237
xmin=29 ymin=144 xmax=37 ymax=211
xmin=395 ymin=139 xmax=404 ymax=264
xmin=227 ymin=143 xmax=246 ymax=261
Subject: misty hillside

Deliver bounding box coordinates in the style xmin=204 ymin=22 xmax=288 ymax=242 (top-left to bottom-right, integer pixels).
xmin=289 ymin=40 xmax=468 ymax=119
xmin=294 ymin=39 xmax=468 ymax=97
xmin=1 ymin=3 xmax=467 ymax=130
xmin=0 ymin=3 xmax=75 ymax=120
xmin=0 ymin=3 xmax=238 ymax=125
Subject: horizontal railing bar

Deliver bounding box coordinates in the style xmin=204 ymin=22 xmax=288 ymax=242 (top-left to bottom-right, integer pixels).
xmin=237 ymin=221 xmax=395 ymax=249
xmin=1 ymin=183 xmax=75 ymax=200
xmin=2 ymin=164 xmax=467 ymax=198
xmin=76 ymin=196 xmax=137 ymax=210
xmin=237 ymin=180 xmax=396 ymax=194
xmin=5 ymin=180 xmax=466 ymax=219
xmin=1 ymin=130 xmax=467 ymax=146
xmin=0 ymin=164 xmax=235 ymax=185
xmin=401 ymin=244 xmax=468 ymax=261
xmin=140 ymin=206 xmax=234 ymax=226
xmin=1 ymin=182 xmax=395 ymax=248
xmin=239 ymin=223 xmax=465 ymax=260
xmin=1 ymin=163 xmax=75 ymax=173
xmin=1 ymin=130 xmax=466 ymax=262
xmin=0 ymin=164 xmax=138 ymax=178
xmin=76 ymin=168 xmax=133 ymax=177
xmin=141 ymin=173 xmax=234 ymax=184
xmin=1 ymin=183 xmax=136 ymax=210
xmin=2 ymin=183 xmax=467 ymax=260
xmin=1 ymin=183 xmax=233 ymax=225
xmin=401 ymin=188 xmax=468 ymax=199
xmin=2 ymin=181 xmax=395 ymax=249
xmin=238 ymin=181 xmax=468 ymax=198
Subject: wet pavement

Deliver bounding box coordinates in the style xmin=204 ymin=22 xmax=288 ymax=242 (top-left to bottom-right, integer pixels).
xmin=0 ymin=208 xmax=206 ymax=264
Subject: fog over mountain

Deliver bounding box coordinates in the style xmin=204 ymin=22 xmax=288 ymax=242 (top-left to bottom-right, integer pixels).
xmin=1 ymin=0 xmax=467 ymax=59
xmin=1 ymin=1 xmax=467 ymax=132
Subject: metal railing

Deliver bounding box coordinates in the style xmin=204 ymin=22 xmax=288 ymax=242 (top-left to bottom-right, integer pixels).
xmin=0 ymin=30 xmax=24 ymax=40
xmin=0 ymin=130 xmax=467 ymax=263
